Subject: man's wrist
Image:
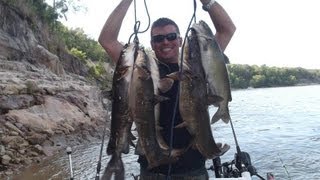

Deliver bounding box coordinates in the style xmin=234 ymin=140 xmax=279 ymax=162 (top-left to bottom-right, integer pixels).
xmin=202 ymin=0 xmax=216 ymax=11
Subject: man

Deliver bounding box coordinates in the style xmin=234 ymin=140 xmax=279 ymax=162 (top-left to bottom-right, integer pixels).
xmin=99 ymin=0 xmax=235 ymax=179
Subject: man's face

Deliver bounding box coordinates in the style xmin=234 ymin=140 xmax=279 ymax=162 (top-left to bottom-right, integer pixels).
xmin=151 ymin=25 xmax=182 ymax=63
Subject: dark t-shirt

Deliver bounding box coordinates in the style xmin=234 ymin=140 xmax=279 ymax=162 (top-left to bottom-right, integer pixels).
xmin=138 ymin=62 xmax=205 ymax=174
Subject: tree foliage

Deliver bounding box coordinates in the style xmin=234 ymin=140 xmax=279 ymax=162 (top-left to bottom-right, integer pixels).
xmin=55 ymin=25 xmax=110 ymax=63
xmin=5 ymin=0 xmax=112 ymax=89
xmin=2 ymin=0 xmax=58 ymax=26
xmin=228 ymin=64 xmax=320 ymax=89
xmin=5 ymin=0 xmax=108 ymax=62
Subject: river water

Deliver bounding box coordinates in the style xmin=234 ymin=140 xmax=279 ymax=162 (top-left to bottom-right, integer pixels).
xmin=9 ymin=85 xmax=320 ymax=180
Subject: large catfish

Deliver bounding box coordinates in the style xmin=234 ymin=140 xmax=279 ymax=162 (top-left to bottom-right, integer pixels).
xmin=170 ymin=28 xmax=229 ymax=159
xmin=192 ymin=20 xmax=232 ymax=124
xmin=129 ymin=46 xmax=181 ymax=169
xmin=149 ymin=54 xmax=173 ymax=151
xmin=102 ymin=43 xmax=136 ymax=180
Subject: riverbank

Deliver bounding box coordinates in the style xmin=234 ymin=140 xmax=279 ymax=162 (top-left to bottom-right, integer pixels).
xmin=0 ymin=111 xmax=110 ymax=179
xmin=0 ymin=58 xmax=111 ymax=179
xmin=8 ymin=138 xmax=113 ymax=180
xmin=0 ymin=2 xmax=113 ymax=177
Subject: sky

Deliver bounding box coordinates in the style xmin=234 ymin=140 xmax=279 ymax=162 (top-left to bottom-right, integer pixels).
xmin=47 ymin=0 xmax=320 ymax=69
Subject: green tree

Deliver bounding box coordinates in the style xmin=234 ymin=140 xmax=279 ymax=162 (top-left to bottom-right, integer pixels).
xmin=69 ymin=47 xmax=86 ymax=62
xmin=228 ymin=64 xmax=320 ymax=89
xmin=250 ymin=74 xmax=266 ymax=88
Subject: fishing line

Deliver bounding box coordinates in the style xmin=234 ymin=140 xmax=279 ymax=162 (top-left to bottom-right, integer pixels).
xmin=94 ymin=110 xmax=110 ymax=180
xmin=166 ymin=0 xmax=197 ymax=179
xmin=229 ymin=118 xmax=241 ymax=153
xmin=128 ymin=0 xmax=151 ymax=44
xmin=277 ymin=153 xmax=292 ymax=180
xmin=179 ymin=0 xmax=197 ymax=70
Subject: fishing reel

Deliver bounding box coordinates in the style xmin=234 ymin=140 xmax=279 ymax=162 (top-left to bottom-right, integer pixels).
xmin=209 ymin=151 xmax=267 ymax=179
xmin=207 ymin=117 xmax=274 ymax=179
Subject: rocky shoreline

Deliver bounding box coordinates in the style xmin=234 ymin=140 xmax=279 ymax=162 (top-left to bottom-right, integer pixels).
xmin=0 ymin=113 xmax=110 ymax=179
xmin=0 ymin=58 xmax=112 ymax=179
xmin=0 ymin=61 xmax=112 ymax=178
xmin=0 ymin=1 xmax=114 ymax=178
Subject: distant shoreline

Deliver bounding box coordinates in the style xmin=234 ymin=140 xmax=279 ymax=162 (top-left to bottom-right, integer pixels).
xmin=231 ymin=83 xmax=320 ymax=91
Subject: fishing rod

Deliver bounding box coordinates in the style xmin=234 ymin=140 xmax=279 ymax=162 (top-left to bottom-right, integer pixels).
xmin=210 ymin=119 xmax=266 ymax=179
xmin=230 ymin=118 xmax=260 ymax=178
xmin=66 ymin=146 xmax=74 ymax=180
xmin=229 ymin=118 xmax=244 ymax=172
xmin=94 ymin=110 xmax=110 ymax=180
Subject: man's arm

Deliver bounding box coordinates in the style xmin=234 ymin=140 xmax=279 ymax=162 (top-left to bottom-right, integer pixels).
xmin=98 ymin=0 xmax=133 ymax=64
xmin=201 ymin=0 xmax=236 ymax=52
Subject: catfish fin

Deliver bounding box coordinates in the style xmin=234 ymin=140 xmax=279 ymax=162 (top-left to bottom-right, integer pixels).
xmin=166 ymin=71 xmax=185 ymax=81
xmin=207 ymin=95 xmax=224 ymax=106
xmin=174 ymin=122 xmax=187 ymax=128
xmin=158 ymin=78 xmax=174 ymax=93
xmin=211 ymin=107 xmax=231 ymax=124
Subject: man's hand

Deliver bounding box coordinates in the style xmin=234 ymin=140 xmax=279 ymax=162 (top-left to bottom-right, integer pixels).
xmin=200 ymin=0 xmax=216 ymax=11
xmin=200 ymin=0 xmax=212 ymax=5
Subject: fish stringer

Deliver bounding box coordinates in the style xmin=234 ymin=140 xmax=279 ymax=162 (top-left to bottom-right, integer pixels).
xmin=166 ymin=0 xmax=198 ymax=179
xmin=128 ymin=0 xmax=151 ymax=45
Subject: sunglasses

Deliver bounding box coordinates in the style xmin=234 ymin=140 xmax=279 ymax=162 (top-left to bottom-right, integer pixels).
xmin=152 ymin=33 xmax=179 ymax=43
